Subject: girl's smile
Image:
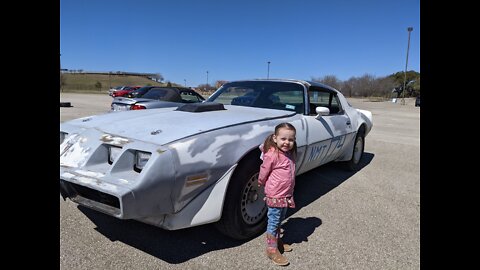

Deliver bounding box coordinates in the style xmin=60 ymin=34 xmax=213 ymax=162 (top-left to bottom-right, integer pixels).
xmin=273 ymin=128 xmax=296 ymax=153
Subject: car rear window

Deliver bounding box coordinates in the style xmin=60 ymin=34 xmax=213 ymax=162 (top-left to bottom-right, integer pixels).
xmin=141 ymin=88 xmax=182 ymax=102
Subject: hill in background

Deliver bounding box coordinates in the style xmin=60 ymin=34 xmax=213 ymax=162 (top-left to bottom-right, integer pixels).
xmin=60 ymin=73 xmax=183 ymax=94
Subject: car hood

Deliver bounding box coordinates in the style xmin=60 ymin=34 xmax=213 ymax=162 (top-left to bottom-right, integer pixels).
xmin=61 ymin=105 xmax=296 ymax=146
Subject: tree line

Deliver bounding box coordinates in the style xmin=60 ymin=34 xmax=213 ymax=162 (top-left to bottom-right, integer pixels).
xmin=311 ymin=70 xmax=420 ymax=98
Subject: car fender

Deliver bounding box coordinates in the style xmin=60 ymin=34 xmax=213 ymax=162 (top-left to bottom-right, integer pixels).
xmin=334 ymin=108 xmax=372 ymax=162
xmin=356 ymin=109 xmax=373 ymax=136
xmin=160 ymin=163 xmax=238 ymax=230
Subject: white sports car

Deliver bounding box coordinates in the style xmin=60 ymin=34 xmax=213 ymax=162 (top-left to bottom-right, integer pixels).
xmin=60 ymin=79 xmax=373 ymax=239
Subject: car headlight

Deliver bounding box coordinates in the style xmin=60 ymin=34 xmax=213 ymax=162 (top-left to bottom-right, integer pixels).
xmin=134 ymin=151 xmax=151 ymax=172
xmin=108 ymin=146 xmax=123 ymax=165
xmin=60 ymin=132 xmax=68 ymax=144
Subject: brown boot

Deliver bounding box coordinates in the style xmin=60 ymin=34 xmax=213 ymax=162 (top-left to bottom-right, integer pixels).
xmin=266 ymin=233 xmax=289 ymax=266
xmin=278 ymin=237 xmax=293 ymax=253
xmin=277 ymin=228 xmax=293 ymax=253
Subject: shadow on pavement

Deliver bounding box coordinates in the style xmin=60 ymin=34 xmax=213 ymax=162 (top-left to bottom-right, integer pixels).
xmin=281 ymin=217 xmax=322 ymax=244
xmin=288 ymin=152 xmax=374 ymax=217
xmin=78 ymin=152 xmax=374 ymax=264
xmin=79 ymin=206 xmax=246 ymax=264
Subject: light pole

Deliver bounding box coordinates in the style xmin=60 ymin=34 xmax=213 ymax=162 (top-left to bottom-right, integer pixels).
xmin=184 ymin=79 xmax=187 ymax=87
xmin=401 ymin=27 xmax=413 ymax=105
xmin=267 ymin=61 xmax=271 ymax=79
xmin=206 ymin=71 xmax=209 ymax=91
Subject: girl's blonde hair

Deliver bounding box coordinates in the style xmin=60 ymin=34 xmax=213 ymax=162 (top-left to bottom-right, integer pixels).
xmin=262 ymin=122 xmax=297 ymax=160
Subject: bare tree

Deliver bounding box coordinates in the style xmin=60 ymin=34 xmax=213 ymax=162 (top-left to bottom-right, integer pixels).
xmin=95 ymin=81 xmax=102 ymax=91
xmin=342 ymin=77 xmax=357 ymax=97
xmin=375 ymin=76 xmax=396 ymax=97
xmin=311 ymin=75 xmax=342 ymax=90
xmin=151 ymin=73 xmax=164 ymax=82
xmin=352 ymin=74 xmax=375 ymax=97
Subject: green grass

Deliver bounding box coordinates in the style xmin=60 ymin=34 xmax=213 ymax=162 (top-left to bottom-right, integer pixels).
xmin=59 ymin=73 xmax=176 ymax=93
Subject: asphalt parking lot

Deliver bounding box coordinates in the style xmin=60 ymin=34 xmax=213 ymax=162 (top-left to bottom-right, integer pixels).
xmin=60 ymin=93 xmax=420 ymax=270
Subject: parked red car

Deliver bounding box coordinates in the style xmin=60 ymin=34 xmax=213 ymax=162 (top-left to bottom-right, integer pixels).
xmin=111 ymin=86 xmax=142 ymax=97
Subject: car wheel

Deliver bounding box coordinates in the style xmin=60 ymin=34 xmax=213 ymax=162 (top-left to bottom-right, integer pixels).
xmin=344 ymin=130 xmax=365 ymax=171
xmin=215 ymin=156 xmax=267 ymax=240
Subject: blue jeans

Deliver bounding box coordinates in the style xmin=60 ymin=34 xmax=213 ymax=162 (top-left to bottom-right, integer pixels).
xmin=267 ymin=207 xmax=288 ymax=236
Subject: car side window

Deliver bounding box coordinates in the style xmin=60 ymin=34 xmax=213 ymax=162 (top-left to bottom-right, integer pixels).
xmin=270 ymin=91 xmax=304 ymax=113
xmin=308 ymin=88 xmax=343 ymax=115
xmin=180 ymin=91 xmax=202 ymax=103
xmin=329 ymin=95 xmax=342 ymax=114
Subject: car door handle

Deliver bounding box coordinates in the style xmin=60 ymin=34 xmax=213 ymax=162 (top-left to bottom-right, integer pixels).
xmin=346 ymin=121 xmax=351 ymax=125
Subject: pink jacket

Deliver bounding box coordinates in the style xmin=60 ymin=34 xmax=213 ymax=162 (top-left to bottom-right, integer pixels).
xmin=258 ymin=148 xmax=295 ymax=198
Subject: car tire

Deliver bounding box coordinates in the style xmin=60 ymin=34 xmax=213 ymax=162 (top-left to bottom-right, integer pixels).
xmin=215 ymin=156 xmax=267 ymax=240
xmin=344 ymin=129 xmax=365 ymax=171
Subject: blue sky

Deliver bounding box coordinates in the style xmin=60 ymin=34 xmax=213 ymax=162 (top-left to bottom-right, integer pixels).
xmin=60 ymin=0 xmax=420 ymax=87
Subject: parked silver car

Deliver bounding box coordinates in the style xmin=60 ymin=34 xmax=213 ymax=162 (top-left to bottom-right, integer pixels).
xmin=111 ymin=87 xmax=205 ymax=111
xmin=60 ymin=79 xmax=373 ymax=239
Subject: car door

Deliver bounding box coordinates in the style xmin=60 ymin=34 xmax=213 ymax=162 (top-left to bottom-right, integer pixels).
xmin=297 ymin=87 xmax=354 ymax=174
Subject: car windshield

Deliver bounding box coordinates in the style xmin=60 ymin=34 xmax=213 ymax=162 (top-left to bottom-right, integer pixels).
xmin=207 ymin=81 xmax=305 ymax=113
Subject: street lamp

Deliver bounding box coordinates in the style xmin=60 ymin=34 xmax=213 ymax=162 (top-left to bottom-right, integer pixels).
xmin=267 ymin=61 xmax=271 ymax=79
xmin=184 ymin=79 xmax=187 ymax=87
xmin=206 ymin=71 xmax=209 ymax=91
xmin=401 ymin=27 xmax=413 ymax=105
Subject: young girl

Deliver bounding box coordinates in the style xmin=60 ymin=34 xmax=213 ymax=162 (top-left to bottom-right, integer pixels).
xmin=258 ymin=122 xmax=297 ymax=266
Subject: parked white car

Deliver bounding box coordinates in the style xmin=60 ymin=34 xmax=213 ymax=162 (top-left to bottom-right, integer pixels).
xmin=60 ymin=79 xmax=373 ymax=239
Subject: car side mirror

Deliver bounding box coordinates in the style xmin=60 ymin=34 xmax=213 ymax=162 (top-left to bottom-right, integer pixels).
xmin=315 ymin=106 xmax=330 ymax=117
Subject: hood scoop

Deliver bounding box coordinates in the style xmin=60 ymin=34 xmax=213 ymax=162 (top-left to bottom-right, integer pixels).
xmin=175 ymin=102 xmax=226 ymax=112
